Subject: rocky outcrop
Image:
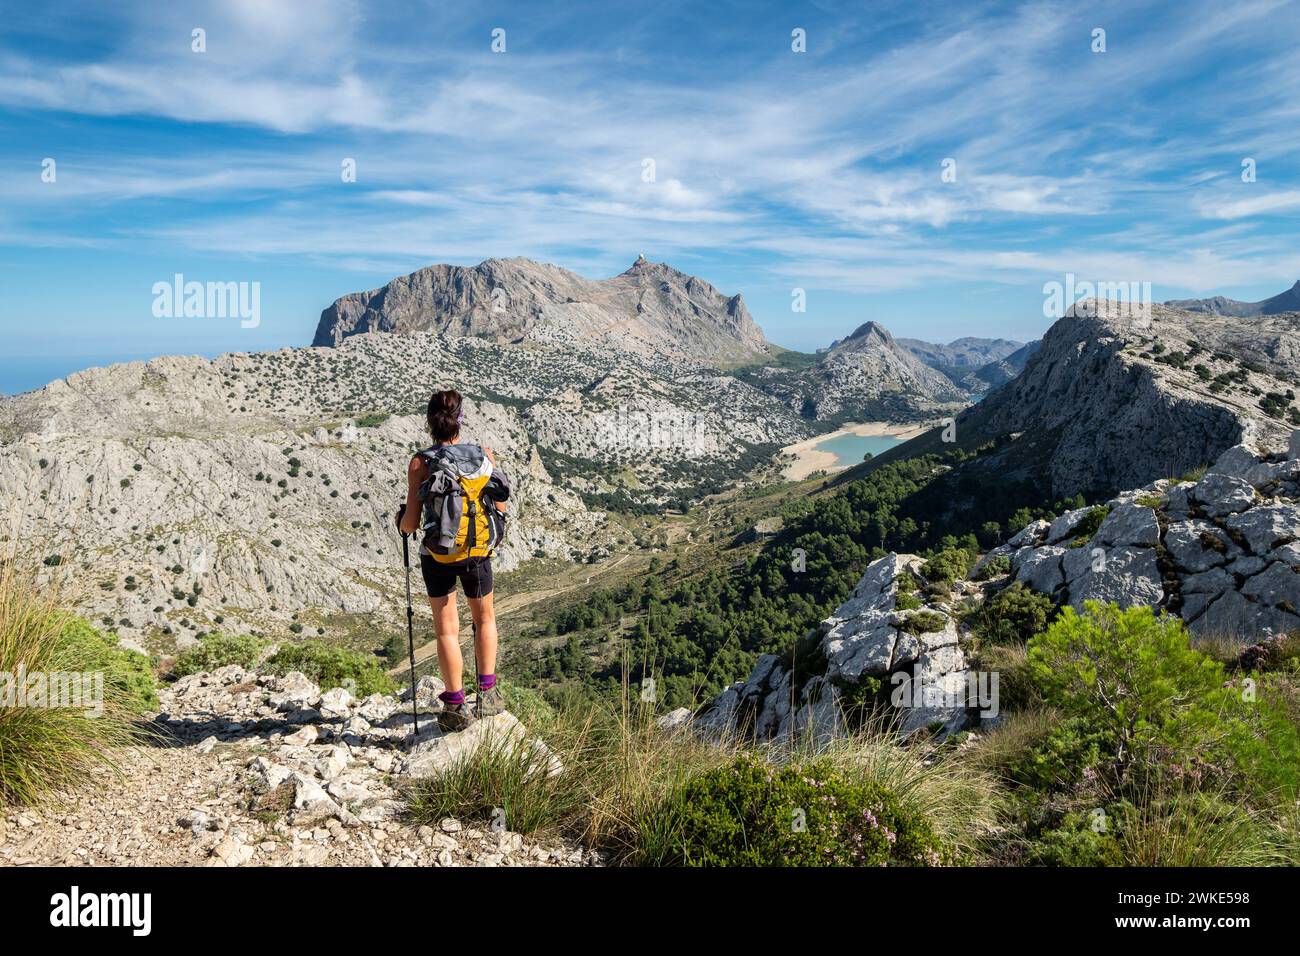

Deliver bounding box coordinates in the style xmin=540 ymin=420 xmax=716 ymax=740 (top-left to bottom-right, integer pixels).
xmin=699 ymin=429 xmax=1300 ymax=752
xmin=977 ymin=431 xmax=1300 ymax=639
xmin=699 ymin=553 xmax=974 ymax=744
xmin=312 ymin=255 xmax=772 ymax=365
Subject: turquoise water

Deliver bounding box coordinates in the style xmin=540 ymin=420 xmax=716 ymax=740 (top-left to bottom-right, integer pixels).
xmin=817 ymin=431 xmax=905 ymax=467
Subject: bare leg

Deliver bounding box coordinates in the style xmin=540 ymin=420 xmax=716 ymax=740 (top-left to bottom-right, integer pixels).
xmin=428 ymin=594 xmax=462 ymax=693
xmin=467 ymin=591 xmax=498 ymax=678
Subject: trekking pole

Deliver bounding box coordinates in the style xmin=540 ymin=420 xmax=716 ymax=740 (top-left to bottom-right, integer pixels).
xmin=398 ymin=506 xmax=420 ymax=738
xmin=471 ymin=558 xmax=484 ymax=714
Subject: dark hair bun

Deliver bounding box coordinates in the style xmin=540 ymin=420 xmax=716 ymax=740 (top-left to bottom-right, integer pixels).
xmin=427 ymin=389 xmax=463 ymax=443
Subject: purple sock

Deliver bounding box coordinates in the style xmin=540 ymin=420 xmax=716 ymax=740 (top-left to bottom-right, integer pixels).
xmin=478 ymin=673 xmax=497 ymax=691
xmin=439 ymin=689 xmax=465 ymax=706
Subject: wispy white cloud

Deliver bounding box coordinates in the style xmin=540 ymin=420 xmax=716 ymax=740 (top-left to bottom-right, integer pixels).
xmin=1 ymin=0 xmax=1298 ymax=335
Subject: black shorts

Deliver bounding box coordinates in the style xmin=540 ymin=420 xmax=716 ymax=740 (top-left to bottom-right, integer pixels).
xmin=420 ymin=554 xmax=493 ymax=599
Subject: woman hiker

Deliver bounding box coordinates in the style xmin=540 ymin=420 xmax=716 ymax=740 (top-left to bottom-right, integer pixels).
xmin=398 ymin=389 xmax=510 ymax=731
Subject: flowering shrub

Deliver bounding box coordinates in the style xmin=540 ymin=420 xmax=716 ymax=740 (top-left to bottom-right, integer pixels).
xmin=644 ymin=753 xmax=946 ymax=866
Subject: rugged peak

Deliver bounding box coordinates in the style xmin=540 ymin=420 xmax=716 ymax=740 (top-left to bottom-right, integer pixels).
xmin=803 ymin=318 xmax=969 ymax=417
xmin=312 ymin=256 xmax=769 ymax=363
xmin=617 ymin=255 xmax=692 ymax=284
xmin=841 ymin=320 xmax=895 ymax=346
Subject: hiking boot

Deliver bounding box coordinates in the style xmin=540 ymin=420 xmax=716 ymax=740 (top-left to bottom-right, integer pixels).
xmin=476 ymin=684 xmax=505 ymax=719
xmin=437 ymin=701 xmax=474 ymax=733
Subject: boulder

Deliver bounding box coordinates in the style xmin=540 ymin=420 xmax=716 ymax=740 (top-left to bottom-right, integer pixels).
xmin=823 ymin=615 xmax=897 ymax=681
xmin=1006 ymin=519 xmax=1050 ymax=548
xmin=1164 ymin=520 xmax=1232 ymax=573
xmin=791 ymin=677 xmax=844 ymax=746
xmin=1191 ymin=473 xmax=1255 ymax=517
xmin=655 ymin=708 xmax=693 ymax=733
xmin=399 ymin=675 xmax=446 ymax=710
xmin=313 ymin=745 xmax=350 ymax=780
xmin=1095 ymin=503 xmax=1160 ymax=548
xmin=1190 ymin=589 xmax=1300 ymax=639
xmin=404 ymin=712 xmax=562 ymax=780
xmin=1225 ymin=504 xmax=1300 ymax=554
xmin=357 ymin=694 xmax=397 ymax=722
xmin=1046 ymin=507 xmax=1093 ymax=545
xmin=268 ymin=672 xmax=321 ymax=712
xmin=1240 ymin=561 xmax=1300 ymax=612
xmin=1064 ymin=546 xmax=1164 ymax=609
xmin=318 ymin=687 xmax=355 ymax=719
xmin=1014 ymin=546 xmax=1067 ymax=594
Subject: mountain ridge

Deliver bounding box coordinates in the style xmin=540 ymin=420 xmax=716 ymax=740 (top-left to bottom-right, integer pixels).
xmin=855 ymin=300 xmax=1300 ymax=498
xmin=312 ymin=255 xmax=771 ymax=365
xmin=1164 ymin=280 xmax=1300 ymax=317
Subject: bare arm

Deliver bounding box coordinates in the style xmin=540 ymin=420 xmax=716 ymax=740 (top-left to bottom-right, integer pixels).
xmin=483 ymin=446 xmax=508 ymax=513
xmin=400 ymin=455 xmax=426 ymax=535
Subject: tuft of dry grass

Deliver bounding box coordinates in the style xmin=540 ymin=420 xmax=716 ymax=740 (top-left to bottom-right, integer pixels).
xmin=0 ymin=556 xmax=141 ymax=808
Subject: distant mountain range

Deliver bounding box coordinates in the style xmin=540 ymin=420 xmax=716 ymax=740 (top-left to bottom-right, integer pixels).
xmin=895 ymin=336 xmax=1025 ymax=369
xmin=16 ymin=255 xmax=1298 ymax=657
xmin=896 ymin=335 xmax=1039 ymax=393
xmin=1165 ymin=280 xmax=1300 ymax=317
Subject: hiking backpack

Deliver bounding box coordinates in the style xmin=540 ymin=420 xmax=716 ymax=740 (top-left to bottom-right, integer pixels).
xmin=416 ymin=445 xmax=505 ymax=563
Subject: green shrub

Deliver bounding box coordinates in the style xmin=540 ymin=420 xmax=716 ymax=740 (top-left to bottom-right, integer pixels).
xmin=54 ymin=616 xmax=158 ymax=715
xmin=973 ymin=555 xmax=1010 ymax=581
xmin=501 ymin=680 xmax=557 ymax=727
xmin=265 ymin=640 xmax=396 ymax=696
xmin=894 ymin=591 xmax=922 ymax=611
xmin=1028 ymin=603 xmax=1226 ymax=781
xmin=380 ymin=631 xmax=409 ymax=664
xmin=1026 ymin=809 xmax=1124 ymax=866
xmin=355 ymin=412 xmax=390 ymax=428
xmin=1070 ymin=506 xmax=1110 ymax=547
xmin=1115 ymin=790 xmax=1275 ymax=866
xmin=173 ymin=633 xmax=266 ymax=677
xmin=894 ymin=571 xmax=922 ymax=610
xmin=922 ymin=548 xmax=972 ymax=583
xmin=1005 ymin=716 xmax=1109 ymax=791
xmin=965 ymin=582 xmax=1055 ymax=645
xmin=899 ymin=610 xmax=947 ymax=635
xmin=640 ymin=754 xmax=945 ymax=866
xmin=1218 ymin=674 xmax=1300 ymax=805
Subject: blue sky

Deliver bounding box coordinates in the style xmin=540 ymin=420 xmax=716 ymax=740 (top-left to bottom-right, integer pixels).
xmin=2 ymin=0 xmax=1300 ymax=392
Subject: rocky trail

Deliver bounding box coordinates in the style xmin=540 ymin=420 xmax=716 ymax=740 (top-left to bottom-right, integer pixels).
xmin=0 ymin=669 xmax=599 ymax=868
